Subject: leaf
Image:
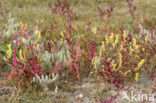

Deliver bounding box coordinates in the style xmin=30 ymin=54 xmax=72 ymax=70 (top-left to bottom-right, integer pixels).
xmin=0 ymin=45 xmax=8 ymax=53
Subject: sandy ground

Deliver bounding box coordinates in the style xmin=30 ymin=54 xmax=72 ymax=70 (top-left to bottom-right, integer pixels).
xmin=0 ymin=76 xmax=155 ymax=103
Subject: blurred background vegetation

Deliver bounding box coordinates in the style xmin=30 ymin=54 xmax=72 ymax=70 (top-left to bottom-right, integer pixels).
xmin=0 ymin=0 xmax=156 ymax=32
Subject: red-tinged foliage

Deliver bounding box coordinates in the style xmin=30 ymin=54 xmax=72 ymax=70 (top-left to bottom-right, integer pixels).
xmin=89 ymin=40 xmax=96 ymax=62
xmin=70 ymin=49 xmax=81 ymax=80
xmin=0 ymin=1 xmax=155 ymax=102
xmin=97 ymin=6 xmax=115 ymax=19
xmin=126 ymin=0 xmax=137 ymax=16
xmin=128 ymin=33 xmax=132 ymax=42
xmin=150 ymin=28 xmax=154 ymax=40
xmin=49 ymin=0 xmax=70 ymax=15
xmin=18 ymin=26 xmax=29 ymax=39
xmin=29 ymin=57 xmax=44 ymax=77
xmin=53 ymin=60 xmax=65 ymax=75
xmin=66 ymin=38 xmax=81 ymax=80
xmin=13 ymin=36 xmax=18 ymax=68
xmin=48 ymin=0 xmax=73 ymax=34
xmin=99 ymin=58 xmax=121 ymax=88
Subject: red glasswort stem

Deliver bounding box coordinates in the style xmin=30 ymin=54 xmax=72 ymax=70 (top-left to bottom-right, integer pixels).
xmin=150 ymin=28 xmax=154 ymax=40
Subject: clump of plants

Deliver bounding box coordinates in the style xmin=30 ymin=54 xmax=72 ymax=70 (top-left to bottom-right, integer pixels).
xmin=0 ymin=0 xmax=155 ymax=102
